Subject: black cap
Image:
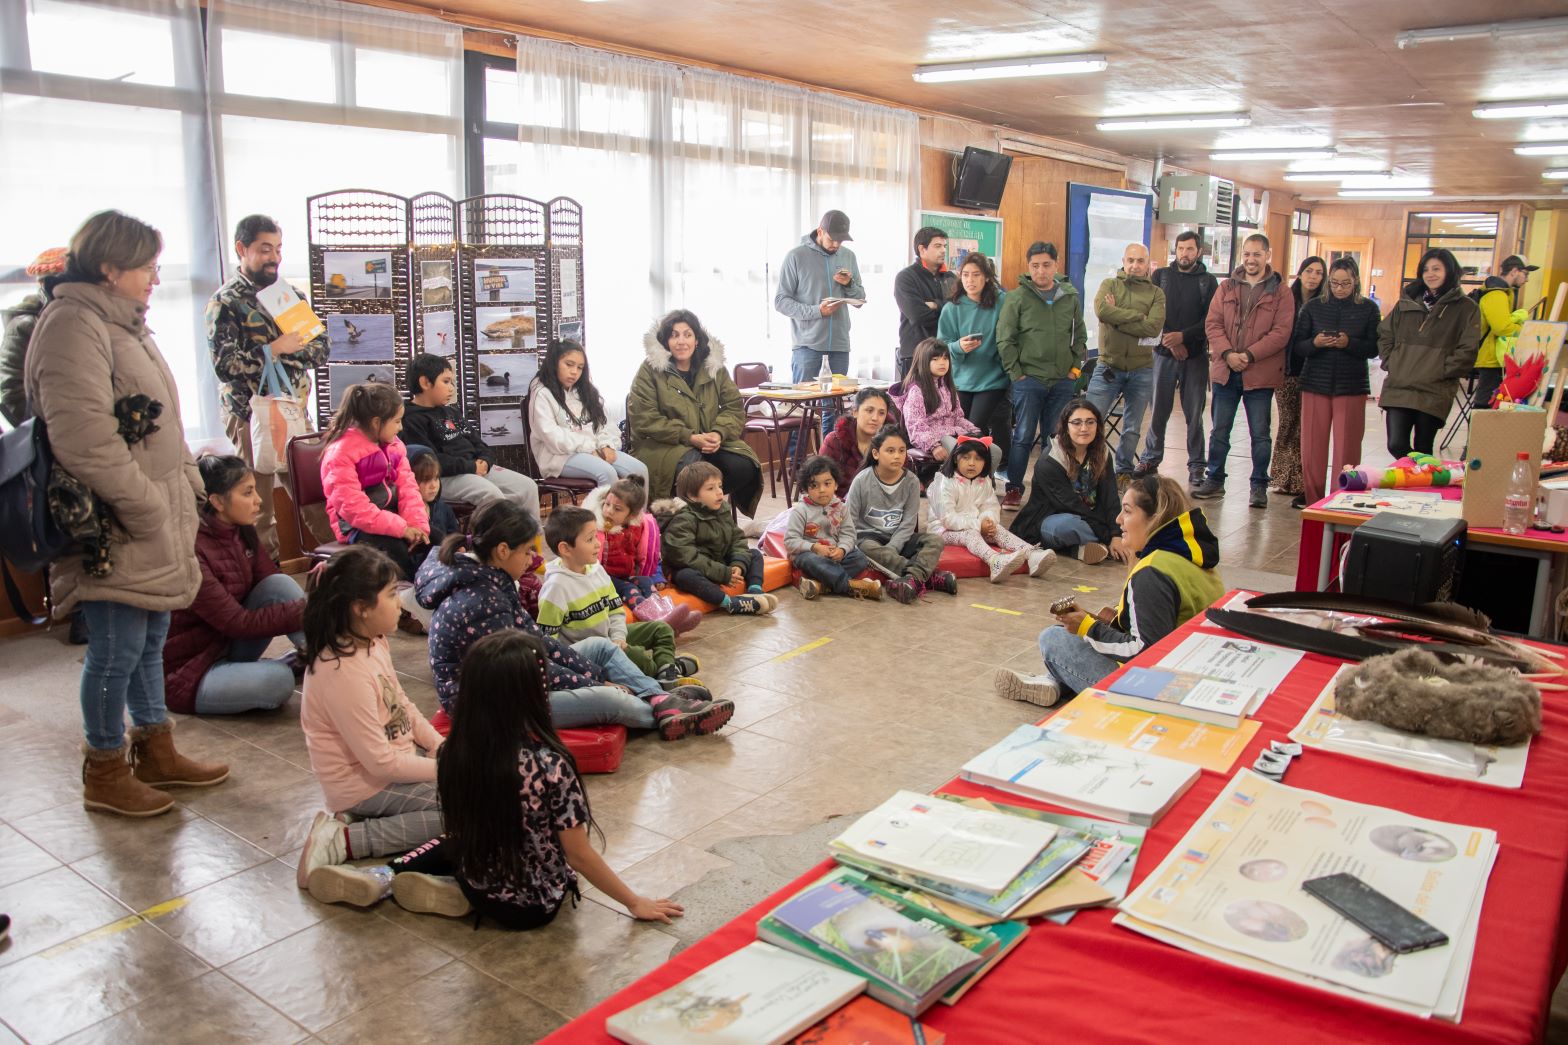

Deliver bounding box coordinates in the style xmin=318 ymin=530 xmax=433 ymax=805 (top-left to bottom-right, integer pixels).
xmin=1500 ymin=255 xmax=1539 ymax=273
xmin=819 ymin=210 xmax=852 ymax=242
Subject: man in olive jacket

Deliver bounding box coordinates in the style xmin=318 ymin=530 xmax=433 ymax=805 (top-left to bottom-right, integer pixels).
xmin=995 ymin=241 xmax=1086 ymax=504
xmin=1086 ymin=243 xmax=1166 ymax=482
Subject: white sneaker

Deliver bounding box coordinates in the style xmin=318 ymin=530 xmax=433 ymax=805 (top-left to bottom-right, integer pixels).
xmin=307 ymin=864 xmax=393 ymax=908
xmin=393 ymin=872 xmax=473 ymax=918
xmin=988 ymin=546 xmax=1032 ymax=583
xmin=296 ymin=810 xmax=348 ymax=888
xmin=1027 ymin=548 xmax=1056 ymax=577
xmin=993 ymin=669 xmax=1062 ymax=707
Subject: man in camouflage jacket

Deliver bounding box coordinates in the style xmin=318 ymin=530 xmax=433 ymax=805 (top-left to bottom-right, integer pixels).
xmin=205 ymin=215 xmax=328 ymax=558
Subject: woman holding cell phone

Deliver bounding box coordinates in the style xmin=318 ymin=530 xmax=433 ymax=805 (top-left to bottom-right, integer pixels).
xmin=1295 ymin=257 xmax=1382 ymax=508
xmin=937 ymin=251 xmax=1011 ymax=462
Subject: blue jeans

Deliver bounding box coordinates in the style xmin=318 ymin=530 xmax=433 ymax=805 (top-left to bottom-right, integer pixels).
xmin=557 ymin=451 xmax=649 ymax=488
xmin=571 ymin=635 xmax=661 ymax=698
xmin=549 ymin=686 xmax=655 ymax=730
xmin=1085 ymin=364 xmax=1155 ymax=476
xmin=791 ymin=347 xmax=850 ymax=440
xmin=793 ymin=547 xmax=871 ymax=595
xmin=1037 ymin=513 xmax=1100 ymax=552
xmin=193 ymin=573 xmax=306 ymax=715
xmin=1206 ymin=371 xmax=1275 ymax=488
xmin=79 ymin=601 xmax=171 ymax=750
xmin=1039 ymin=624 xmax=1120 ymax=696
xmin=1007 ymin=376 xmax=1076 ymax=492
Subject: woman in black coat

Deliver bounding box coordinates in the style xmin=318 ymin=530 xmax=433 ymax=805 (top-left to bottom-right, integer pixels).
xmin=1009 ymin=396 xmax=1126 ymax=565
xmin=1294 ymin=257 xmax=1381 ymax=507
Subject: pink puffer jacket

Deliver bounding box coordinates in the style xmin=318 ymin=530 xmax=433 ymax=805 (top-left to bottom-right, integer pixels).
xmin=320 ymin=427 xmax=429 ymax=541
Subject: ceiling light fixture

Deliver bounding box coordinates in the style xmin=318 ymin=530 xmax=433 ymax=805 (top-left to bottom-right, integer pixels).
xmin=913 ymin=54 xmax=1108 ymax=83
xmin=1284 ymin=169 xmax=1392 ymax=182
xmin=1209 ymin=147 xmax=1337 ymax=161
xmin=1514 ymin=142 xmax=1568 ymax=156
xmin=1396 ymin=16 xmax=1568 ymax=49
xmin=1473 ymin=99 xmax=1568 ymax=119
xmin=1412 ymin=212 xmax=1492 ymax=219
xmin=1545 ymin=168 xmax=1568 ymax=179
xmin=1338 ymin=189 xmax=1435 ymax=198
xmin=1095 ymin=112 xmax=1251 ymax=131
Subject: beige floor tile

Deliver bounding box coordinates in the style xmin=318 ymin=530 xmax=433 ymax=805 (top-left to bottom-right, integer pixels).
xmin=0 ymin=823 xmax=62 ymax=888
xmin=192 ymin=777 xmax=332 ymax=857
xmin=0 ymin=866 xmax=131 ymax=969
xmin=58 ymin=970 xmax=308 ymax=1045
xmin=586 ymin=765 xmax=760 ymax=839
xmin=223 ymin=915 xmax=452 ymax=1033
xmin=152 ymin=857 xmax=343 ymax=967
xmin=580 ymin=841 xmax=733 ymax=907
xmin=70 ymin=816 xmax=273 ymax=911
xmin=316 ymin=962 xmax=564 ymax=1043
xmin=8 ymin=801 xmax=200 ymax=867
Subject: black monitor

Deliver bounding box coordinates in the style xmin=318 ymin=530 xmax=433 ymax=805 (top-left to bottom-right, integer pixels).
xmin=952 ymin=147 xmax=1012 ymax=210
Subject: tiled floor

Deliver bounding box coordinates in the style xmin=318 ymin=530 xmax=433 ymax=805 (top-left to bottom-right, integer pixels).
xmin=1 ymin=402 xmax=1561 ymax=1043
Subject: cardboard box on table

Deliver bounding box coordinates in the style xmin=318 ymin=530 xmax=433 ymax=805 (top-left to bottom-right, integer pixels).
xmin=1461 ymin=409 xmax=1546 ymax=528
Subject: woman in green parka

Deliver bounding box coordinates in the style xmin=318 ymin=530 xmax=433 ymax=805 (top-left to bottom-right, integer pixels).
xmin=629 ymin=310 xmax=763 ymax=517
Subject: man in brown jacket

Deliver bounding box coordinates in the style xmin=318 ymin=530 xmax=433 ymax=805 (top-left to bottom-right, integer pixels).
xmin=1192 ymin=233 xmax=1296 ymax=508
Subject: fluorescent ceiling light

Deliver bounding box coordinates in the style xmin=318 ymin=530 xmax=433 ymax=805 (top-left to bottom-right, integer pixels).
xmin=913 ymin=54 xmax=1107 ymax=83
xmin=1210 ymin=147 xmax=1336 ymax=161
xmin=1514 ymin=142 xmax=1568 ymax=155
xmin=1096 ymin=112 xmax=1250 ymax=131
xmin=1397 ymin=16 xmax=1568 ymax=49
xmin=1413 ymin=212 xmax=1493 ymax=220
xmin=1338 ymin=189 xmax=1435 ymax=198
xmin=1474 ymin=99 xmax=1568 ymax=119
xmin=1284 ymin=169 xmax=1391 ymax=182
xmin=1546 ymin=168 xmax=1568 ymax=179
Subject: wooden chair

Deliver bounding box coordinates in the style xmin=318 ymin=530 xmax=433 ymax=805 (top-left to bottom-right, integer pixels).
xmin=519 ymin=389 xmax=596 ymax=510
xmin=733 ymin=361 xmax=805 ymax=498
xmin=284 ymin=432 xmax=352 ymax=564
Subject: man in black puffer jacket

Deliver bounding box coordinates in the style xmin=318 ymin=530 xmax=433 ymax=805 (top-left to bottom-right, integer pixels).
xmin=1138 ymin=231 xmax=1217 ymax=484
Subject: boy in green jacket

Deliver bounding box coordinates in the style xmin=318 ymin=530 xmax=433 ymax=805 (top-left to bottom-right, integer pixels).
xmin=662 ymin=462 xmax=777 ymax=615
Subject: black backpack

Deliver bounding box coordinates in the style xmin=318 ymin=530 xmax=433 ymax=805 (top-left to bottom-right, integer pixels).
xmin=0 ymin=417 xmax=70 ymax=620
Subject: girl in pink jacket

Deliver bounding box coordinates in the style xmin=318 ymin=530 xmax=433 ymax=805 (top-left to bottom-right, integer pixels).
xmin=900 ymin=339 xmax=1001 ymax=472
xmin=320 ymin=382 xmax=430 ymax=579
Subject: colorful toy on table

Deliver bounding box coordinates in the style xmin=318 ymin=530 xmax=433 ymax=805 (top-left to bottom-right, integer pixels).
xmin=1493 ymin=346 xmax=1547 ymax=407
xmin=1338 ymin=453 xmax=1465 ymax=491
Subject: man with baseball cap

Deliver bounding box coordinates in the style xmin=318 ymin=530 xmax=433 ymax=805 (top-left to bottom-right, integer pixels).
xmin=1471 ymin=255 xmax=1537 ymax=409
xmin=775 ymin=209 xmax=866 ymax=437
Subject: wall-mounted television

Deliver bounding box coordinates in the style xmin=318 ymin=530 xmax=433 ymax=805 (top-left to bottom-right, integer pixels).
xmin=952 ymin=146 xmax=1013 ymax=210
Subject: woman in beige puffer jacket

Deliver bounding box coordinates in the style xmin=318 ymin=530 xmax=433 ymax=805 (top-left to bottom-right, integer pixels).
xmin=25 ymin=210 xmax=228 ymax=818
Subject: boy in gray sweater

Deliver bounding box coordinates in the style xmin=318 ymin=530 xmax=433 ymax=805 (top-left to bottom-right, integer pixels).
xmin=785 ymin=457 xmax=883 ymax=601
xmin=843 ymin=426 xmax=954 ymax=604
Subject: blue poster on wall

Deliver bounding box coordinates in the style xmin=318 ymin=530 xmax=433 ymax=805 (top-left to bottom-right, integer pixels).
xmin=1066 ymin=183 xmax=1154 ymax=360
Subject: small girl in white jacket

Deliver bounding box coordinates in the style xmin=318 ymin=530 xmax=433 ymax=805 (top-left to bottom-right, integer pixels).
xmin=928 ymin=436 xmax=1052 ymax=583
xmin=528 ymin=341 xmax=649 ymax=488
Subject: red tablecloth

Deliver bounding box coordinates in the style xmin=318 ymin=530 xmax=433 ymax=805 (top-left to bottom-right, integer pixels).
xmin=546 ymin=594 xmax=1568 ymax=1044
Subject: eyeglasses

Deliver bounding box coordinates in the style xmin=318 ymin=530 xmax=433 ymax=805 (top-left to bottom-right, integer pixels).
xmin=139 ymin=263 xmax=162 ymax=276
xmin=1328 ymin=279 xmax=1355 ymax=289
xmin=1066 ymin=418 xmax=1097 ymax=428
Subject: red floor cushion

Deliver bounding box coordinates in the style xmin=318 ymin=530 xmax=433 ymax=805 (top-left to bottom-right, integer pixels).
xmin=938 ymin=543 xmax=990 ymax=578
xmin=427 ymin=708 xmax=627 ymax=774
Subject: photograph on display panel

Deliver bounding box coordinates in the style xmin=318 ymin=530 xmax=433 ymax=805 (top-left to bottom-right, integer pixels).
xmin=422 ymin=310 xmax=456 ymax=356
xmin=556 ymin=319 xmax=583 ymax=345
xmin=479 ymin=406 xmax=524 ymax=445
xmin=475 ymin=305 xmax=538 ymax=350
xmin=322 ymin=250 xmax=394 ymax=300
xmin=477 ymin=352 xmax=539 ymax=398
xmin=420 ymin=260 xmax=454 ymax=307
xmin=326 ymin=313 xmax=395 ymax=362
xmin=328 ymin=364 xmax=396 ymax=410
xmin=472 ymin=257 xmax=537 ymax=304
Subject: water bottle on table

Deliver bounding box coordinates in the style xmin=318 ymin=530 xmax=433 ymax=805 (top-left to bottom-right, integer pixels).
xmin=817 ymin=355 xmax=833 ymax=393
xmin=1503 ymin=451 xmax=1534 ymax=536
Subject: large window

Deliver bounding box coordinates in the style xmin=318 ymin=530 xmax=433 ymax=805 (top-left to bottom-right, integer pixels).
xmin=1404 ymin=212 xmax=1499 ymax=289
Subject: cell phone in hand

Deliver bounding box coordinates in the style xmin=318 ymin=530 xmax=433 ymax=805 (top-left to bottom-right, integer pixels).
xmin=1301 ymin=873 xmax=1449 ymax=954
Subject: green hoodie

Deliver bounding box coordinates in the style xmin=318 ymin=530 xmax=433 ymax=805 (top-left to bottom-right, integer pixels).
xmin=995 ymin=276 xmax=1086 ymax=383
xmin=1093 ymin=269 xmax=1166 ymax=371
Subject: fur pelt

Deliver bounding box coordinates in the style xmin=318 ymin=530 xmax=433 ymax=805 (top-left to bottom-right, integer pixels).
xmin=649 ymin=497 xmax=686 ymax=528
xmin=1335 ymin=648 xmax=1540 ymax=746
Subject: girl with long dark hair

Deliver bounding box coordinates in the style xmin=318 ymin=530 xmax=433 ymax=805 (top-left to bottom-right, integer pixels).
xmin=1377 ymin=248 xmax=1482 ymax=458
xmin=1269 ymin=256 xmax=1325 ymax=498
xmin=900 ymin=337 xmax=1000 ymax=471
xmin=1009 ymin=396 xmax=1126 ymax=564
xmin=528 ymin=339 xmax=648 ymax=488
xmin=319 ymin=381 xmax=430 ymax=579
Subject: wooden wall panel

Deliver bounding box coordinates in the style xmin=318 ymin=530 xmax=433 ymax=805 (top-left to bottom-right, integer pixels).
xmin=994 ymin=157 xmax=1124 ymax=291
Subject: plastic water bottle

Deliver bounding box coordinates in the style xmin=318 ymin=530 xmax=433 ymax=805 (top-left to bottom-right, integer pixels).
xmin=817 ymin=355 xmax=833 ymax=392
xmin=1503 ymin=451 xmax=1533 ymax=535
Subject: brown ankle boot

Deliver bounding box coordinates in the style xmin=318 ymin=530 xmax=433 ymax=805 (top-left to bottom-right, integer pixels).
xmin=83 ymin=745 xmax=175 ymax=817
xmin=848 ymin=578 xmax=883 ymax=601
xmin=129 ymin=721 xmax=230 ymax=788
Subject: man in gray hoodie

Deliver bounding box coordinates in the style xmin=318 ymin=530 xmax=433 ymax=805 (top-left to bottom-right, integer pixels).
xmin=774 ymin=210 xmax=865 ymax=437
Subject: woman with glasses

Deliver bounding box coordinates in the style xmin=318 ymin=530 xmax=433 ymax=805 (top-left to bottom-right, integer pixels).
xmin=1009 ymin=396 xmax=1127 ymax=565
xmin=1293 ymin=258 xmax=1382 ymax=507
xmin=1377 ymin=248 xmax=1481 ymax=460
xmin=1269 ymin=256 xmax=1325 ymax=500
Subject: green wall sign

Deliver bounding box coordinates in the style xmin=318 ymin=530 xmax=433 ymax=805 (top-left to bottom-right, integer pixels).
xmin=915 ymin=210 xmax=1004 ymax=269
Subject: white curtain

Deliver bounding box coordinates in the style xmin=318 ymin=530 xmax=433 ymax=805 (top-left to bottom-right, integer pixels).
xmin=491 ymin=37 xmax=919 ymax=417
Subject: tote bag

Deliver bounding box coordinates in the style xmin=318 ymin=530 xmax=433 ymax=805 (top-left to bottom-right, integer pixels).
xmin=249 ymin=348 xmax=309 ymax=474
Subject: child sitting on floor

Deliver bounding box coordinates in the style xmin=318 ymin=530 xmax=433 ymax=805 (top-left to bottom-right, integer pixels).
xmin=295 ymin=545 xmax=444 ymax=907
xmin=538 ymin=506 xmax=701 ymax=685
xmin=385 ymin=631 xmax=685 ymax=928
xmin=928 ymin=436 xmax=1051 ymax=584
xmin=410 ymin=449 xmax=459 ymax=551
xmin=785 ymin=455 xmax=882 ymax=601
xmin=845 ymin=424 xmax=954 ymax=604
xmin=319 ymin=382 xmax=430 ymax=580
xmin=662 ymin=461 xmax=776 ymax=615
xmin=589 ymin=475 xmax=699 ymax=634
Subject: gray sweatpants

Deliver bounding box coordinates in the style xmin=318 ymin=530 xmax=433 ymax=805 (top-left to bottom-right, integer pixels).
xmin=345 ymin=781 xmax=443 ymax=859
xmin=860 ymin=532 xmax=943 ymax=582
xmin=441 ymin=465 xmax=541 ymax=523
xmin=1140 ymin=350 xmax=1209 ymax=477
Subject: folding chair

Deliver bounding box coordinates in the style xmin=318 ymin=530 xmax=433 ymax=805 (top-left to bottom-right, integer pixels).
xmin=1439 ymin=373 xmax=1479 ymax=456
xmin=284 ymin=432 xmax=352 ymax=564
xmin=734 ymin=361 xmax=805 ymax=499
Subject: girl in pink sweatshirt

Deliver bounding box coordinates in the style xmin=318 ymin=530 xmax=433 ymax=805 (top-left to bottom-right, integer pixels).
xmin=295 ymin=545 xmax=444 ymax=907
xmin=900 ymin=338 xmax=1002 ymax=473
xmin=319 ymin=382 xmax=430 ymax=579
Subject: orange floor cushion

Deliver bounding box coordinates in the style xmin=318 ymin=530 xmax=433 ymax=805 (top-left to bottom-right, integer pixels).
xmin=427 ymin=708 xmax=627 ymax=774
xmin=622 ymin=555 xmax=794 ymax=618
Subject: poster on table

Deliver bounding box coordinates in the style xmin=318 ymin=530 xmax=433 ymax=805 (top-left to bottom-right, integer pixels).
xmin=914 ymin=210 xmax=1003 ymax=269
xmin=421 ymin=310 xmax=456 ymax=356
xmin=326 ymin=313 xmax=394 ymax=361
xmin=1116 ymin=769 xmax=1496 ymax=1013
xmin=328 ymin=364 xmax=395 ymax=409
xmin=321 ymin=250 xmax=393 ymax=300
xmin=474 ymin=305 xmax=538 ymax=351
xmin=419 ymin=260 xmax=454 ymax=307
xmin=477 ymin=352 xmax=539 ymax=398
xmin=471 ymin=257 xmax=537 ymax=304
xmin=478 ymin=406 xmax=524 ymax=445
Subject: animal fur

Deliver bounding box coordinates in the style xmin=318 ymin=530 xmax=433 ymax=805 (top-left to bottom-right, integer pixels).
xmin=649 ymin=496 xmax=685 ymax=529
xmin=1335 ymin=648 xmax=1540 ymax=746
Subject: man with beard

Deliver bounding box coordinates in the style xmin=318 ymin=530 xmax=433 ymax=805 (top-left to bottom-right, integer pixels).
xmin=1137 ymin=231 xmax=1218 ymax=483
xmin=206 ymin=214 xmax=329 ymax=558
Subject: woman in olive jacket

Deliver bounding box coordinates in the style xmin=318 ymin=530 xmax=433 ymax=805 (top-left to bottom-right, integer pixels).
xmin=25 ymin=211 xmax=228 ymax=818
xmin=1294 ymin=257 xmax=1382 ymax=507
xmin=1377 ymin=248 xmax=1481 ymax=460
xmin=628 ymin=310 xmax=763 ymax=517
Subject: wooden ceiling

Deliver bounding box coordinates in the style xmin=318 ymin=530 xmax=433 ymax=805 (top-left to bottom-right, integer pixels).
xmin=397 ymin=0 xmax=1568 ymax=200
